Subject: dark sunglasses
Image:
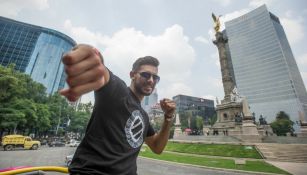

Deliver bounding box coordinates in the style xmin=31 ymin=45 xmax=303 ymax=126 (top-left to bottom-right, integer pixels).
xmin=138 ymin=72 xmax=160 ymax=83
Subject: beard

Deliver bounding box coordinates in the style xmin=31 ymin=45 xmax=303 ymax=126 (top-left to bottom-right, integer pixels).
xmin=134 ymin=81 xmax=155 ymax=96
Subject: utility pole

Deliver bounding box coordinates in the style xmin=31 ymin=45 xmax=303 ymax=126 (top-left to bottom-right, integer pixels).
xmin=55 ymin=100 xmax=61 ymax=136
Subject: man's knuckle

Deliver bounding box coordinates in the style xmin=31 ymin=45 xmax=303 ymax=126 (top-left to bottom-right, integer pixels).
xmin=66 ymin=66 xmax=77 ymax=75
xmin=96 ymin=65 xmax=105 ymax=75
xmin=64 ymin=55 xmax=74 ymax=64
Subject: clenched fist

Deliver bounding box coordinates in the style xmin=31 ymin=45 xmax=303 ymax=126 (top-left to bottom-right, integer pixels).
xmin=160 ymin=98 xmax=176 ymax=121
xmin=59 ymin=44 xmax=109 ymax=102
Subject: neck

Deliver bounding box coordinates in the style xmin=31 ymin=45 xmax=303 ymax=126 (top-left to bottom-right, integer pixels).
xmin=129 ymin=84 xmax=144 ymax=102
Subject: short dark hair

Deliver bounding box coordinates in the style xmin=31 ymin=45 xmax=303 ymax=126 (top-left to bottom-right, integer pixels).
xmin=132 ymin=56 xmax=159 ymax=71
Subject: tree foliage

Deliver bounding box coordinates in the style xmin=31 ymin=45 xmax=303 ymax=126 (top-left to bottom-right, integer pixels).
xmin=270 ymin=111 xmax=294 ymax=136
xmin=0 ymin=64 xmax=92 ymax=138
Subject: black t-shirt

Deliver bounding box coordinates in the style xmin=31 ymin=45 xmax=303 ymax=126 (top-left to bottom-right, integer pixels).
xmin=69 ymin=71 xmax=155 ymax=175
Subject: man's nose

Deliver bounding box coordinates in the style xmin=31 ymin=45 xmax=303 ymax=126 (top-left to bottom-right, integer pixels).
xmin=147 ymin=75 xmax=155 ymax=83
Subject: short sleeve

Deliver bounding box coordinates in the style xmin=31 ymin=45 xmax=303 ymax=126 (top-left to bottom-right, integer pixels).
xmin=94 ymin=69 xmax=127 ymax=104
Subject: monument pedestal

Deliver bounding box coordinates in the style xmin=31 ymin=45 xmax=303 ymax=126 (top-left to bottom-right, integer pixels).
xmin=239 ymin=118 xmax=262 ymax=142
xmin=173 ymin=113 xmax=183 ymax=139
xmin=297 ymin=124 xmax=307 ymax=138
xmin=173 ymin=127 xmax=182 ymax=138
xmin=212 ymin=101 xmax=242 ymax=135
xmin=258 ymin=124 xmax=273 ymax=136
xmin=228 ymin=124 xmax=243 ymax=135
xmin=203 ymin=125 xmax=211 ymax=135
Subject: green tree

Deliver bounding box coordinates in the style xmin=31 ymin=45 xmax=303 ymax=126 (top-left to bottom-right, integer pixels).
xmin=68 ymin=110 xmax=90 ymax=138
xmin=0 ymin=107 xmax=25 ymax=134
xmin=270 ymin=111 xmax=294 ymax=136
xmin=178 ymin=111 xmax=190 ymax=130
xmin=196 ymin=116 xmax=204 ymax=131
xmin=209 ymin=113 xmax=217 ymax=126
xmin=47 ymin=93 xmax=73 ymax=136
xmin=35 ymin=104 xmax=51 ymax=136
xmin=77 ymin=101 xmax=93 ymax=113
xmin=0 ymin=64 xmax=24 ymax=103
xmin=11 ymin=99 xmax=38 ymax=135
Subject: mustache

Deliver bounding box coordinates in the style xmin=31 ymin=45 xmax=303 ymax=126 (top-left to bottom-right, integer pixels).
xmin=143 ymin=83 xmax=155 ymax=88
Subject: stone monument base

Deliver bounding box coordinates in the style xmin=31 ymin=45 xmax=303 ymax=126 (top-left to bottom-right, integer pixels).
xmin=297 ymin=125 xmax=307 ymax=138
xmin=228 ymin=125 xmax=243 ymax=136
xmin=258 ymin=124 xmax=274 ymax=136
xmin=236 ymin=119 xmax=262 ymax=142
xmin=212 ymin=101 xmax=242 ymax=135
xmin=173 ymin=126 xmax=183 ymax=139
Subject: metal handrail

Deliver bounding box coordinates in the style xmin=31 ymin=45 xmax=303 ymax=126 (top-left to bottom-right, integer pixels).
xmin=0 ymin=166 xmax=68 ymax=175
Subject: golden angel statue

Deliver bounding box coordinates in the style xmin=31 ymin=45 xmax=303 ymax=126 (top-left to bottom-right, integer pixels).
xmin=212 ymin=13 xmax=221 ymax=33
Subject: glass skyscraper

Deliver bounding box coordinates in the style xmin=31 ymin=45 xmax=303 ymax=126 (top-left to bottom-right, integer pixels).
xmin=224 ymin=5 xmax=307 ymax=130
xmin=141 ymin=88 xmax=158 ymax=113
xmin=0 ymin=16 xmax=76 ymax=94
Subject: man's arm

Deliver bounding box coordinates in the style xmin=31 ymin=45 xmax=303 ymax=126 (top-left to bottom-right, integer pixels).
xmin=145 ymin=99 xmax=176 ymax=154
xmin=60 ymin=44 xmax=110 ymax=102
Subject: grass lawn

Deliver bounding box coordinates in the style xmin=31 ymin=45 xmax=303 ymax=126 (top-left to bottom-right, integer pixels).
xmin=139 ymin=149 xmax=290 ymax=175
xmin=165 ymin=141 xmax=263 ymax=159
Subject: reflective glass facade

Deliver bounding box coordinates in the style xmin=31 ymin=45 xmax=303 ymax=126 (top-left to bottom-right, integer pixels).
xmin=225 ymin=5 xmax=307 ymax=130
xmin=141 ymin=88 xmax=158 ymax=113
xmin=173 ymin=94 xmax=215 ymax=121
xmin=0 ymin=16 xmax=76 ymax=94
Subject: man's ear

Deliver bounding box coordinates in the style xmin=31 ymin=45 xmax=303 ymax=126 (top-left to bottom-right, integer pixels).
xmin=130 ymin=71 xmax=135 ymax=80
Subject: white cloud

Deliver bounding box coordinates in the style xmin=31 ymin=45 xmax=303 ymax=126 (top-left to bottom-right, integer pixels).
xmin=0 ymin=0 xmax=49 ymax=17
xmin=211 ymin=0 xmax=232 ymax=6
xmin=160 ymin=83 xmax=193 ymax=99
xmin=280 ymin=17 xmax=304 ymax=45
xmin=208 ymin=29 xmax=215 ymax=40
xmin=297 ymin=54 xmax=307 ymax=88
xmin=208 ymin=8 xmax=250 ymax=35
xmin=249 ymin=0 xmax=276 ymax=8
xmin=194 ymin=36 xmax=209 ymax=44
xmin=64 ymin=20 xmax=196 ymax=101
xmin=80 ymin=92 xmax=94 ymax=104
xmin=210 ymin=52 xmax=220 ymax=68
xmin=297 ymin=53 xmax=307 ymax=66
xmin=285 ymin=10 xmax=294 ymax=18
xmin=220 ymin=9 xmax=250 ymax=30
xmin=207 ymin=76 xmax=223 ymax=89
xmin=301 ymin=72 xmax=307 ymax=88
xmin=202 ymin=95 xmax=216 ymax=101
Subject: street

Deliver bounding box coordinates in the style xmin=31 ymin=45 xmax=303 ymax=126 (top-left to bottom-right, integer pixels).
xmin=0 ymin=146 xmax=248 ymax=175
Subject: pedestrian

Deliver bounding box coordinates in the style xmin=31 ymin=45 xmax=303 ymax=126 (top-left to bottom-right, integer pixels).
xmin=60 ymin=44 xmax=176 ymax=175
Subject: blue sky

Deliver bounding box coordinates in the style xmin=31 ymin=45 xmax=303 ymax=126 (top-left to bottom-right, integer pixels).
xmin=1 ymin=0 xmax=306 ymax=105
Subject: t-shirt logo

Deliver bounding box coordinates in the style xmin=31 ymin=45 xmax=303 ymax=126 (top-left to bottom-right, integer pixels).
xmin=125 ymin=110 xmax=145 ymax=148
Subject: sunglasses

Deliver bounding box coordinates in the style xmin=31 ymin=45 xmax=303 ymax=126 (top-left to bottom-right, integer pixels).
xmin=138 ymin=72 xmax=160 ymax=83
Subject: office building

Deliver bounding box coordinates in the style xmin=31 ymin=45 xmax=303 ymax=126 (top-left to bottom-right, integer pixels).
xmin=224 ymin=5 xmax=307 ymax=130
xmin=141 ymin=88 xmax=158 ymax=113
xmin=173 ymin=94 xmax=215 ymax=122
xmin=0 ymin=16 xmax=76 ymax=94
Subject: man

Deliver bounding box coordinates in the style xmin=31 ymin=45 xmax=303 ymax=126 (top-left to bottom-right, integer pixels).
xmin=60 ymin=44 xmax=176 ymax=175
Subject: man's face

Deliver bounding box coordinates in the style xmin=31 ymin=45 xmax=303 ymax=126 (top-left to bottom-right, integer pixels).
xmin=131 ymin=65 xmax=159 ymax=96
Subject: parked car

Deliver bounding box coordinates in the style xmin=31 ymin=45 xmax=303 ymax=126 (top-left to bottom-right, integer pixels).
xmin=69 ymin=141 xmax=80 ymax=147
xmin=48 ymin=141 xmax=65 ymax=147
xmin=40 ymin=139 xmax=48 ymax=146
xmin=65 ymin=154 xmax=74 ymax=166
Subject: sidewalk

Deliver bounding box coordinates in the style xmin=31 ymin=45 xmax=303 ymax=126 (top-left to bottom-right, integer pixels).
xmin=265 ymin=161 xmax=307 ymax=175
